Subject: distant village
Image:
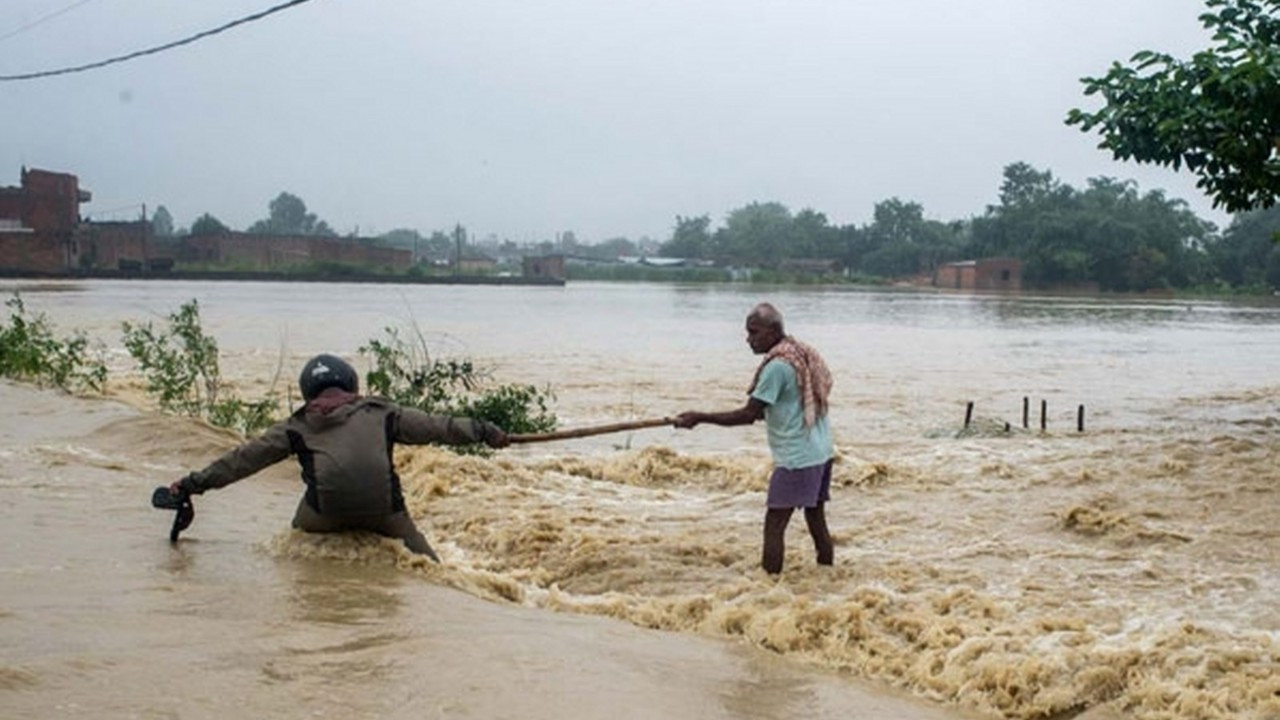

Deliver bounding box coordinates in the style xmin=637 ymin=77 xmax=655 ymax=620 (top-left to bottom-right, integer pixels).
xmin=0 ymin=167 xmax=570 ymax=285
xmin=0 ymin=167 xmax=1023 ymax=291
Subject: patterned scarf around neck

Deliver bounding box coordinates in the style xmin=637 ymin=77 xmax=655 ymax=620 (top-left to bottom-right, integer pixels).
xmin=306 ymin=388 xmax=360 ymax=415
xmin=748 ymin=335 xmax=833 ymax=427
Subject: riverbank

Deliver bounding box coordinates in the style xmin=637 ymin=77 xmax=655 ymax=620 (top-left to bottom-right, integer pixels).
xmin=0 ymin=267 xmax=565 ymax=286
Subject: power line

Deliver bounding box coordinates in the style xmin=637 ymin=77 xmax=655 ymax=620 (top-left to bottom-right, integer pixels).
xmin=0 ymin=0 xmax=102 ymax=44
xmin=0 ymin=0 xmax=318 ymax=82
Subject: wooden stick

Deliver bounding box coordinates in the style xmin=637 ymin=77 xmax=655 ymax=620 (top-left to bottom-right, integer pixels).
xmin=508 ymin=417 xmax=674 ymax=444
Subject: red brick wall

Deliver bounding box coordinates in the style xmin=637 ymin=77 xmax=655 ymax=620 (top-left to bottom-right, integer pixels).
xmin=936 ymin=258 xmax=1022 ymax=291
xmin=180 ymin=233 xmax=410 ymax=271
xmin=523 ymin=255 xmax=566 ymax=280
xmin=0 ymin=169 xmax=83 ymax=232
xmin=77 ymin=222 xmax=149 ymax=269
xmin=0 ymin=231 xmax=69 ymax=273
xmin=934 ymin=264 xmax=976 ymax=289
xmin=973 ymin=258 xmax=1022 ymax=291
xmin=0 ymin=168 xmax=87 ymax=272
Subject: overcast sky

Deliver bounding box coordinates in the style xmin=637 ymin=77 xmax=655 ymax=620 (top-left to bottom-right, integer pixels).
xmin=2 ymin=0 xmax=1231 ymax=243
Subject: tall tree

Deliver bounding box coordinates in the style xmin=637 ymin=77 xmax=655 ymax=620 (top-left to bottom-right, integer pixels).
xmin=968 ymin=163 xmax=1216 ymax=291
xmin=720 ymin=201 xmax=792 ymax=265
xmin=189 ymin=213 xmax=230 ymax=236
xmin=1066 ymin=0 xmax=1280 ymax=212
xmin=858 ymin=198 xmax=954 ymax=277
xmin=1206 ymin=205 xmax=1280 ymax=288
xmin=247 ymin=192 xmax=335 ymax=236
xmin=151 ymin=205 xmax=174 ymax=237
xmin=660 ymin=214 xmax=713 ymax=259
xmin=790 ymin=208 xmax=839 ymax=260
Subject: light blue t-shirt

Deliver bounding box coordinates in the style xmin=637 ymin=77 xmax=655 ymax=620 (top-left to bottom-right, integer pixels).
xmin=750 ymin=358 xmax=833 ymax=469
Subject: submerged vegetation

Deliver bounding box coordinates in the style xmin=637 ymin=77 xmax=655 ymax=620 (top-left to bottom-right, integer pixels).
xmin=0 ymin=294 xmax=106 ymax=393
xmin=1 ymin=292 xmax=555 ymax=448
xmin=361 ymin=325 xmax=555 ymax=454
xmin=121 ymin=299 xmax=278 ymax=435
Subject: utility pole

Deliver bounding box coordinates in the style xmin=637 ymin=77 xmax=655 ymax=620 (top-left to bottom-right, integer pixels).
xmin=453 ymin=223 xmax=464 ymax=275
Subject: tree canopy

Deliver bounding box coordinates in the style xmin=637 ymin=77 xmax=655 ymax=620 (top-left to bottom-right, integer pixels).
xmin=189 ymin=213 xmax=230 ymax=236
xmin=652 ymin=161 xmax=1243 ymax=291
xmin=1066 ymin=0 xmax=1280 ymax=212
xmin=150 ymin=205 xmax=174 ymax=237
xmin=247 ymin=192 xmax=336 ymax=236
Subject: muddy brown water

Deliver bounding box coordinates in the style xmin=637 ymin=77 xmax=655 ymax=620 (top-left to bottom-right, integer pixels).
xmin=1 ymin=279 xmax=1277 ymax=719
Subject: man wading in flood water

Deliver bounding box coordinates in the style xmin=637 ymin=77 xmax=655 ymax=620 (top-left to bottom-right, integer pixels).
xmin=674 ymin=302 xmax=835 ymax=574
xmin=163 ymin=353 xmax=508 ymax=559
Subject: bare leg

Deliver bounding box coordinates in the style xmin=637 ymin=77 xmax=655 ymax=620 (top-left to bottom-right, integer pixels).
xmin=803 ymin=503 xmax=834 ymax=566
xmin=763 ymin=507 xmax=794 ymax=574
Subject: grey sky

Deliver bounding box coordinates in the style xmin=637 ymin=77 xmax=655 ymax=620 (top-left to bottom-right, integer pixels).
xmin=2 ymin=0 xmax=1231 ymax=243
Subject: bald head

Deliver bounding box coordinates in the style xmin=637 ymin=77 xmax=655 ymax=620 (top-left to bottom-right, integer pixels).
xmin=748 ymin=303 xmax=785 ymax=332
xmin=745 ymin=303 xmax=786 ymax=354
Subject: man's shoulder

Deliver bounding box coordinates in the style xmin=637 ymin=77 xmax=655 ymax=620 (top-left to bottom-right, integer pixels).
xmin=358 ymin=396 xmax=396 ymax=408
xmin=761 ymin=357 xmax=797 ymax=381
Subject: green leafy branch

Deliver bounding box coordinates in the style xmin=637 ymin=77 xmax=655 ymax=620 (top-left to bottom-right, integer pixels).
xmin=122 ymin=299 xmax=278 ymax=434
xmin=0 ymin=293 xmax=107 ymax=392
xmin=360 ymin=324 xmax=556 ymax=454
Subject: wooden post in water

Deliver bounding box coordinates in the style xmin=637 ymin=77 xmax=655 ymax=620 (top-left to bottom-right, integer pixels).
xmin=964 ymin=401 xmax=974 ymax=429
xmin=1022 ymin=396 xmax=1029 ymax=429
xmin=1040 ymin=400 xmax=1047 ymax=432
xmin=1077 ymin=404 xmax=1085 ymax=432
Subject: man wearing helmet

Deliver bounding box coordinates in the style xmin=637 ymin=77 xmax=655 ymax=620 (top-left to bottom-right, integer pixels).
xmin=167 ymin=353 xmax=509 ymax=560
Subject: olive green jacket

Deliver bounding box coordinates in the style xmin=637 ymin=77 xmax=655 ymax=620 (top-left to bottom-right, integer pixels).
xmin=180 ymin=396 xmax=498 ymax=517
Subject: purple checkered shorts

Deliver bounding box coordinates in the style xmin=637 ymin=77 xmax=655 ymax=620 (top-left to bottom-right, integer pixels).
xmin=766 ymin=459 xmax=832 ymax=509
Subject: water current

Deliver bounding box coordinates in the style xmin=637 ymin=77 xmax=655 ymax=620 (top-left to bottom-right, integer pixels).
xmin=1 ymin=279 xmax=1278 ymax=719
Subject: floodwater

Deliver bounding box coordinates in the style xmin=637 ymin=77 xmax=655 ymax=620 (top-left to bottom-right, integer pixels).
xmin=2 ymin=279 xmax=1278 ymax=720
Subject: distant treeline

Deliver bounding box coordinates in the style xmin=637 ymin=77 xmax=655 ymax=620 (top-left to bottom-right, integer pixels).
xmin=156 ymin=162 xmax=1280 ymax=292
xmin=657 ymin=162 xmax=1280 ymax=293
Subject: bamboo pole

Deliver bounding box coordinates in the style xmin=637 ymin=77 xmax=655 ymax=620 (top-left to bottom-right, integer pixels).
xmin=508 ymin=417 xmax=674 ymax=444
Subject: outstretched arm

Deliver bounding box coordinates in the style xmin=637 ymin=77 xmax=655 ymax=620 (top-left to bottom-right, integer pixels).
xmin=674 ymin=397 xmax=766 ymax=429
xmin=396 ymin=407 xmax=509 ymax=448
xmin=172 ymin=423 xmax=293 ymax=495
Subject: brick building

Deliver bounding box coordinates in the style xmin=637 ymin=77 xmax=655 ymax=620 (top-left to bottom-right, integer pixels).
xmin=181 ymin=233 xmax=411 ymax=272
xmin=0 ymin=167 xmax=91 ymax=272
xmin=522 ymin=254 xmax=566 ymax=281
xmin=0 ymin=167 xmax=411 ymax=275
xmin=934 ymin=257 xmax=1023 ymax=291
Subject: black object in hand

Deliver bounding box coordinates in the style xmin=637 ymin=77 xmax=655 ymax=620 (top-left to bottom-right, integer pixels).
xmin=151 ymin=486 xmax=194 ymax=542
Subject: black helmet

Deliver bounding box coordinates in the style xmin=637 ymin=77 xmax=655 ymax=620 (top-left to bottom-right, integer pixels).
xmin=299 ymin=353 xmax=359 ymax=401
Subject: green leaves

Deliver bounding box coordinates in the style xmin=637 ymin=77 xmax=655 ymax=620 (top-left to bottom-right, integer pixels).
xmin=1066 ymin=0 xmax=1280 ymax=213
xmin=359 ymin=325 xmax=556 ymax=455
xmin=0 ymin=294 xmax=107 ymax=393
xmin=122 ymin=299 xmax=280 ymax=435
